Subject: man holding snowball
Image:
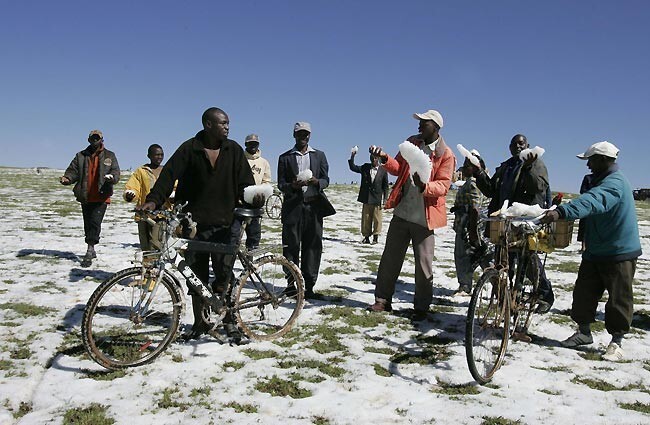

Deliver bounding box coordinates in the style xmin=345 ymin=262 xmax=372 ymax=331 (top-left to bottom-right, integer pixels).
xmin=367 ymin=110 xmax=455 ymax=321
xmin=277 ymin=122 xmax=335 ymax=299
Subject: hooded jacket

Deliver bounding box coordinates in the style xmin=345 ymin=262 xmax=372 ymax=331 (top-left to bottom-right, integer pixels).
xmin=383 ymin=135 xmax=455 ymax=230
xmin=63 ymin=144 xmax=120 ymax=204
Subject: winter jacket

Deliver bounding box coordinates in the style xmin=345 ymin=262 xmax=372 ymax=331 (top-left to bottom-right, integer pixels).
xmin=124 ymin=165 xmax=159 ymax=205
xmin=476 ymin=155 xmax=549 ymax=214
xmin=63 ymin=144 xmax=120 ymax=204
xmin=146 ymin=131 xmax=255 ymax=227
xmin=245 ymin=150 xmax=272 ymax=185
xmin=557 ymin=168 xmax=641 ymax=261
xmin=348 ymin=159 xmax=389 ymax=206
xmin=383 ymin=135 xmax=456 ymax=230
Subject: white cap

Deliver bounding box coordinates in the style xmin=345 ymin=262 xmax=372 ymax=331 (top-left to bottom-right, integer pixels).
xmin=293 ymin=122 xmax=311 ymax=133
xmin=577 ymin=141 xmax=619 ymax=160
xmin=413 ymin=109 xmax=443 ymax=128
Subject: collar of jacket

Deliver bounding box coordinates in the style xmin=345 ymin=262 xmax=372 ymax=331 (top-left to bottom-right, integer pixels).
xmin=591 ymin=163 xmax=620 ymax=186
xmin=83 ymin=143 xmax=104 ymax=156
xmin=192 ymin=130 xmax=233 ymax=152
xmin=245 ymin=149 xmax=261 ymax=160
xmin=408 ymin=135 xmax=447 ymax=157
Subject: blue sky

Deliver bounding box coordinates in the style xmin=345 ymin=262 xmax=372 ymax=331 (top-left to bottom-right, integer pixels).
xmin=1 ymin=0 xmax=648 ymax=192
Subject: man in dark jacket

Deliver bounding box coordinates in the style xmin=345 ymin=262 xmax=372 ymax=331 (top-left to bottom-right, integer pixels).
xmin=542 ymin=141 xmax=641 ymax=361
xmin=277 ymin=122 xmax=335 ymax=299
xmin=140 ymin=107 xmax=259 ymax=340
xmin=349 ymin=150 xmax=389 ymax=244
xmin=475 ymin=133 xmax=554 ymax=312
xmin=60 ymin=130 xmax=120 ymax=267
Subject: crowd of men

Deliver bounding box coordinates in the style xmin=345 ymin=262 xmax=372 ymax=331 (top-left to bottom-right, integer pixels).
xmin=59 ymin=107 xmax=641 ymax=360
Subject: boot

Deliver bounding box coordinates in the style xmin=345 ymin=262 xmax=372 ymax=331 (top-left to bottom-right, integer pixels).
xmin=182 ymin=295 xmax=211 ymax=341
xmin=372 ymin=235 xmax=379 ymax=245
xmin=362 ymin=236 xmax=370 ymax=244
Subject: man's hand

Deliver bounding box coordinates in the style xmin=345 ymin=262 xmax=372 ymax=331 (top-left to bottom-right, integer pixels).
xmin=59 ymin=176 xmax=70 ymax=185
xmin=137 ymin=201 xmax=156 ymax=212
xmin=412 ymin=172 xmax=426 ymax=192
xmin=540 ymin=209 xmax=560 ymax=224
xmin=124 ymin=190 xmax=136 ymax=202
xmin=250 ymin=193 xmax=265 ymax=208
xmin=307 ymin=177 xmax=319 ymax=186
xmin=522 ymin=153 xmax=538 ymax=168
xmin=369 ymin=145 xmax=387 ymax=161
xmin=291 ymin=179 xmax=307 ymax=190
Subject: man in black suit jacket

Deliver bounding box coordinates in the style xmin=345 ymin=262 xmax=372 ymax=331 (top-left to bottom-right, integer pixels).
xmin=277 ymin=122 xmax=335 ymax=298
xmin=349 ymin=150 xmax=389 ymax=244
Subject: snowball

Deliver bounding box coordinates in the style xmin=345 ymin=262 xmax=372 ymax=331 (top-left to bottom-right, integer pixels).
xmin=243 ymin=183 xmax=274 ymax=204
xmin=351 ymin=145 xmax=358 ymax=154
xmin=519 ymin=146 xmax=545 ymax=161
xmin=398 ymin=141 xmax=432 ymax=181
xmin=456 ymin=144 xmax=481 ymax=168
xmin=296 ymin=169 xmax=313 ymax=182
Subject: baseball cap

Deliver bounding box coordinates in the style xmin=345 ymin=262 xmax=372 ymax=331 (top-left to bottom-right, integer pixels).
xmin=293 ymin=122 xmax=311 ymax=133
xmin=576 ymin=141 xmax=619 ymax=159
xmin=88 ymin=129 xmax=103 ymax=139
xmin=413 ymin=110 xmax=443 ymax=129
xmin=245 ymin=134 xmax=259 ymax=144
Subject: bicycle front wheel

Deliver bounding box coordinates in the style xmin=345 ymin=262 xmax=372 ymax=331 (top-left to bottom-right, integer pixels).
xmin=232 ymin=254 xmax=304 ymax=340
xmin=265 ymin=194 xmax=282 ymax=219
xmin=465 ymin=268 xmax=510 ymax=384
xmin=81 ymin=267 xmax=183 ymax=369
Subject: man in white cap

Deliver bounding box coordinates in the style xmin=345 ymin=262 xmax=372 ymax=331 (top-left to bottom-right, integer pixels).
xmin=277 ymin=122 xmax=335 ymax=299
xmin=542 ymin=141 xmax=641 ymax=361
xmin=367 ymin=109 xmax=455 ymax=321
xmin=59 ymin=129 xmax=120 ymax=267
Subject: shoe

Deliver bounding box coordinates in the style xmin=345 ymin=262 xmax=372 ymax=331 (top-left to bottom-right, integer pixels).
xmin=305 ymin=290 xmax=323 ymax=300
xmin=535 ymin=300 xmax=552 ymax=314
xmin=454 ymin=287 xmax=471 ymax=297
xmin=362 ymin=237 xmax=371 ymax=244
xmin=411 ymin=310 xmax=428 ymax=322
xmin=181 ymin=321 xmax=212 ymax=341
xmin=86 ymin=245 xmax=97 ymax=259
xmin=225 ymin=323 xmax=242 ymax=343
xmin=367 ymin=301 xmax=392 ymax=313
xmin=602 ymin=342 xmax=624 ymax=361
xmin=561 ymin=331 xmax=593 ymax=348
xmin=80 ymin=255 xmax=92 ymax=268
xmin=372 ymin=235 xmax=379 ymax=245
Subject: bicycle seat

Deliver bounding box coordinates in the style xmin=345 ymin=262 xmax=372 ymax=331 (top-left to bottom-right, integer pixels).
xmin=234 ymin=207 xmax=263 ymax=218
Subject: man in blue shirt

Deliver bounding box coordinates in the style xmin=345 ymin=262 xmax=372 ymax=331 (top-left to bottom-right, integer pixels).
xmin=542 ymin=141 xmax=641 ymax=361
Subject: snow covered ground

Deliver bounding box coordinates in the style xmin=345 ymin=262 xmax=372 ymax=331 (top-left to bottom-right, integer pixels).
xmin=0 ymin=167 xmax=649 ymax=424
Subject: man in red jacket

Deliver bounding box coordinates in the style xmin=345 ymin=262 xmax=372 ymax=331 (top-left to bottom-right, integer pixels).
xmin=367 ymin=110 xmax=455 ymax=321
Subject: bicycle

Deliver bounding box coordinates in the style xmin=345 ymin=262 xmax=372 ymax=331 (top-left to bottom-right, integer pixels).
xmin=81 ymin=204 xmax=305 ymax=370
xmin=465 ymin=212 xmax=573 ymax=384
xmin=265 ymin=190 xmax=283 ymax=219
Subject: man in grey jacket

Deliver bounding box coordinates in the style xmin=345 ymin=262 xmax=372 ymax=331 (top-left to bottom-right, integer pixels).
xmin=60 ymin=130 xmax=120 ymax=267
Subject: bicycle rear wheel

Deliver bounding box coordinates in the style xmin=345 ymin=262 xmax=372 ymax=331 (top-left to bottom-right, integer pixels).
xmin=232 ymin=254 xmax=304 ymax=340
xmin=81 ymin=267 xmax=183 ymax=369
xmin=511 ymin=252 xmax=540 ymax=333
xmin=265 ymin=194 xmax=282 ymax=219
xmin=465 ymin=268 xmax=510 ymax=384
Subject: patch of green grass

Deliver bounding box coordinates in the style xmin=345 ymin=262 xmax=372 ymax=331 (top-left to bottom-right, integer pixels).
xmin=571 ymin=376 xmax=636 ymax=392
xmin=373 ymin=363 xmax=392 ymax=377
xmin=312 ymin=416 xmax=331 ymax=425
xmin=242 ymin=348 xmax=278 ymax=360
xmin=444 ymin=270 xmax=457 ymax=279
xmin=364 ymin=346 xmax=396 ymax=355
xmin=531 ymin=365 xmax=572 ymax=373
xmin=289 ymin=372 xmax=325 ymax=383
xmin=223 ymin=401 xmax=258 ymax=413
xmin=171 ymin=353 xmax=183 ymax=363
xmin=538 ymin=388 xmax=561 ymax=395
xmin=415 ymin=334 xmax=455 ymax=345
xmin=390 ymin=346 xmax=451 ymax=365
xmin=54 ymin=330 xmax=86 ymax=358
xmin=84 ymin=369 xmax=127 ymax=381
xmin=319 ymin=306 xmax=394 ymax=328
xmin=30 ymin=283 xmax=67 ymax=294
xmin=0 ymin=360 xmax=13 ymax=370
xmin=317 ymin=288 xmax=349 ymax=301
xmin=577 ymin=351 xmax=602 ymax=361
xmin=3 ymin=280 xmax=15 ymax=284
xmin=618 ymin=401 xmax=650 ymax=414
xmin=156 ymin=386 xmax=190 ymax=411
xmin=11 ymin=401 xmax=32 ymax=419
xmin=481 ymin=416 xmax=523 ymax=425
xmin=10 ymin=347 xmax=32 ymax=360
xmin=189 ymin=386 xmax=211 ymax=398
xmin=432 ymin=379 xmax=480 ymax=395
xmin=223 ymin=361 xmax=245 ymax=370
xmin=254 ymin=375 xmax=312 ymax=398
xmin=0 ymin=302 xmax=56 ymax=317
xmin=277 ymin=358 xmax=346 ymax=378
xmin=547 ymin=261 xmax=580 ymax=273
xmin=62 ymin=403 xmax=115 ymax=425
xmin=549 ymin=314 xmax=572 ymax=325
xmin=430 ymin=305 xmax=456 ymax=314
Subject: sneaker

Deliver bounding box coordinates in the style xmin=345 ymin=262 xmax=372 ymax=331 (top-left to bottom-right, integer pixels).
xmin=535 ymin=300 xmax=552 ymax=314
xmin=561 ymin=331 xmax=593 ymax=348
xmin=602 ymin=342 xmax=624 ymax=361
xmin=225 ymin=323 xmax=242 ymax=343
xmin=305 ymin=290 xmax=323 ymax=300
xmin=411 ymin=310 xmax=428 ymax=322
xmin=454 ymin=287 xmax=471 ymax=297
xmin=367 ymin=301 xmax=392 ymax=312
xmin=80 ymin=255 xmax=92 ymax=268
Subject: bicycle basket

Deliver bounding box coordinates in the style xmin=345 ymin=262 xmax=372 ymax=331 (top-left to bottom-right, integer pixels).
xmin=488 ymin=219 xmax=506 ymax=244
xmin=548 ymin=219 xmax=574 ymax=249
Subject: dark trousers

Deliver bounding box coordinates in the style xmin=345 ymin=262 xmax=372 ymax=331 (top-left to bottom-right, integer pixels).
xmin=282 ymin=203 xmax=323 ymax=292
xmin=507 ymin=251 xmax=553 ymax=305
xmin=81 ymin=202 xmax=108 ymax=246
xmin=571 ymin=258 xmax=636 ymax=335
xmin=231 ymin=217 xmax=262 ymax=250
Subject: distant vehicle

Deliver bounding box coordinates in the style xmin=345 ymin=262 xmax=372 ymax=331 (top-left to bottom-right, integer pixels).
xmin=633 ymin=189 xmax=650 ymax=201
